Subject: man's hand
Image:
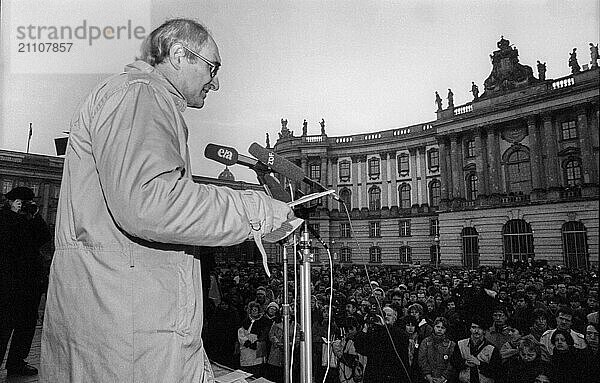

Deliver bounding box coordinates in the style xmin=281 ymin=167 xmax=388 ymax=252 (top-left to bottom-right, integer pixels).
xmin=465 ymin=355 xmax=480 ymax=367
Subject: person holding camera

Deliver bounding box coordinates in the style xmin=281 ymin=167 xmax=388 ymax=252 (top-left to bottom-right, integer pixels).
xmin=354 ymin=306 xmax=410 ymax=383
xmin=0 ymin=186 xmax=51 ymax=376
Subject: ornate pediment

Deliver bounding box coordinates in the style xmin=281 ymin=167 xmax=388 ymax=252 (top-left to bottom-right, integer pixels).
xmin=480 ymin=36 xmax=538 ymax=98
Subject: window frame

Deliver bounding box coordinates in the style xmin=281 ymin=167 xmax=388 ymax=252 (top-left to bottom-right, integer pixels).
xmin=399 ymin=219 xmax=411 ymax=237
xmin=369 ymin=221 xmax=381 ymax=238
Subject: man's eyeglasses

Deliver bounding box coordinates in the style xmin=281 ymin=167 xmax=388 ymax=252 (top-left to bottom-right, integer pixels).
xmin=181 ymin=44 xmax=220 ymax=78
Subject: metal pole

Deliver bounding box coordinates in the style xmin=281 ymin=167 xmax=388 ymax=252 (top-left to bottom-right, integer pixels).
xmin=26 ymin=123 xmax=32 ymax=153
xmin=282 ymin=245 xmax=291 ymax=383
xmin=299 ymin=226 xmax=313 ymax=383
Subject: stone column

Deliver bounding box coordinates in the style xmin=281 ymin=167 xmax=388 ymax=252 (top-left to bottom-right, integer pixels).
xmin=439 ymin=138 xmax=450 ymax=201
xmin=320 ymin=156 xmax=328 ymax=208
xmin=351 ymin=156 xmax=359 ymax=209
xmin=301 ymin=157 xmax=309 ymax=194
xmin=450 ymin=134 xmax=463 ymax=198
xmin=474 ymin=127 xmax=488 ymax=195
xmin=576 ymin=105 xmax=598 ymax=184
xmin=379 ymin=152 xmax=389 ymax=207
xmin=331 ymin=157 xmax=338 ymax=191
xmin=527 ymin=115 xmax=543 ymax=190
xmin=389 ymin=151 xmax=398 ymax=207
xmin=409 ymin=148 xmax=418 ymax=206
xmin=542 ymin=113 xmax=560 ymax=188
xmin=361 ymin=155 xmax=368 ymax=208
xmin=419 ymin=147 xmax=428 ymax=206
xmin=486 ymin=128 xmax=501 ymax=194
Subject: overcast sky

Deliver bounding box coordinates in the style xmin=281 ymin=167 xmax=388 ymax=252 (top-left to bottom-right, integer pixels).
xmin=1 ymin=0 xmax=598 ymax=182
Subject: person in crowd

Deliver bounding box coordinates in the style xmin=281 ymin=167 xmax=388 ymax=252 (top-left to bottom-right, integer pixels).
xmin=409 ymin=303 xmax=434 ymax=343
xmin=332 ymin=316 xmax=366 ymax=383
xmin=0 ymin=187 xmax=51 ymax=377
xmin=265 ymin=304 xmax=300 ymax=383
xmin=539 ymin=306 xmax=587 ymax=358
xmin=548 ymin=329 xmax=584 ymax=383
xmin=400 ymin=314 xmax=423 ymax=382
xmin=450 ymin=315 xmax=502 ymax=383
xmin=354 ymin=310 xmax=410 ymax=383
xmin=203 ymin=294 xmax=241 ymax=368
xmin=40 ymin=18 xmax=293 ymax=382
xmin=252 ymin=286 xmax=271 ymax=313
xmin=580 ymin=322 xmax=599 ymax=381
xmin=529 ymin=308 xmax=550 ymax=341
xmin=512 ymin=292 xmax=534 ymax=331
xmin=313 ymin=304 xmax=339 ymax=383
xmin=485 ymin=306 xmax=510 ymax=350
xmin=238 ymin=302 xmax=270 ymax=377
xmin=503 ymin=336 xmax=548 ymax=383
xmin=499 ymin=318 xmax=523 ymax=361
xmin=418 ymin=317 xmax=455 ymax=383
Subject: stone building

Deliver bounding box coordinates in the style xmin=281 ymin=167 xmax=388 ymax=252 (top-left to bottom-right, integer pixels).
xmin=273 ymin=38 xmax=599 ymax=269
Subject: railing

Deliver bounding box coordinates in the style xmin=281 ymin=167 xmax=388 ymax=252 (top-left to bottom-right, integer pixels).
xmin=453 ymin=103 xmax=473 ymax=116
xmin=336 ymin=136 xmax=353 ymax=144
xmin=393 ymin=128 xmax=411 ymax=136
xmin=551 ymin=76 xmax=574 ymax=90
xmin=422 ymin=124 xmax=433 ymax=131
xmin=363 ymin=133 xmax=381 ymax=140
xmin=304 ymin=135 xmax=324 ymax=143
xmin=561 ymin=187 xmax=582 ymax=199
xmin=500 ymin=194 xmax=530 ymax=204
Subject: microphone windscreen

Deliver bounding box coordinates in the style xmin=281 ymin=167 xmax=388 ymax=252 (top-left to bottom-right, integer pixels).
xmin=248 ymin=143 xmax=305 ymax=182
xmin=204 ymin=144 xmax=239 ymax=166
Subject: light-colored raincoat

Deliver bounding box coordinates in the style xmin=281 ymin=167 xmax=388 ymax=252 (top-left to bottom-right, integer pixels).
xmin=41 ymin=61 xmax=283 ymax=382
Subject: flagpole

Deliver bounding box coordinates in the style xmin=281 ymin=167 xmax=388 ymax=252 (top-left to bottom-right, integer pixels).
xmin=27 ymin=122 xmax=32 ymax=153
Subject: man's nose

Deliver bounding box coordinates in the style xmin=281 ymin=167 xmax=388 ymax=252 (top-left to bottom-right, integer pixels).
xmin=207 ymin=76 xmax=219 ymax=91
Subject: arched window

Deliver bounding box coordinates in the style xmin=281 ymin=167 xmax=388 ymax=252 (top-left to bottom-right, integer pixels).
xmin=369 ymin=246 xmax=382 ymax=263
xmin=368 ymin=157 xmax=380 ymax=179
xmin=564 ymin=158 xmax=582 ymax=186
xmin=462 ymin=227 xmax=479 ymax=269
xmin=368 ymin=186 xmax=381 ymax=210
xmin=398 ymin=153 xmax=410 ymax=176
xmin=466 ymin=173 xmax=478 ymax=200
xmin=399 ymin=246 xmax=412 ymax=263
xmin=505 ymin=148 xmax=531 ymax=194
xmin=562 ymin=221 xmax=588 ymax=269
xmin=503 ymin=219 xmax=534 ymax=263
xmin=339 ymin=188 xmax=352 ymax=210
xmin=399 ymin=183 xmax=411 ymax=209
xmin=429 ymin=179 xmax=441 ymax=207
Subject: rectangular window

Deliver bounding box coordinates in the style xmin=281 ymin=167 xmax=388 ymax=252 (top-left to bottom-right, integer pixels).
xmin=561 ymin=121 xmax=577 ymax=140
xmin=340 ymin=222 xmax=351 ymax=238
xmin=466 ymin=140 xmax=476 ymax=157
xmin=308 ymin=223 xmax=320 ymax=236
xmin=398 ymin=154 xmax=409 ymax=176
xmin=340 ymin=247 xmax=352 ymax=263
xmin=312 ymin=247 xmax=320 ymax=263
xmin=310 ymin=163 xmax=321 ymax=181
xmin=339 ymin=161 xmax=350 ymax=182
xmin=399 ymin=246 xmax=412 ymax=263
xmin=368 ymin=157 xmax=380 ymax=179
xmin=369 ymin=221 xmax=380 ymax=238
xmin=369 ymin=247 xmax=382 ymax=263
xmin=428 ymin=149 xmax=439 ymax=171
xmin=399 ymin=219 xmax=411 ymax=236
xmin=430 ymin=218 xmax=440 ymax=236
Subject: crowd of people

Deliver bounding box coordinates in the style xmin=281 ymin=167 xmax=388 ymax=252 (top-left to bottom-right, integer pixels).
xmin=203 ymin=261 xmax=599 ymax=383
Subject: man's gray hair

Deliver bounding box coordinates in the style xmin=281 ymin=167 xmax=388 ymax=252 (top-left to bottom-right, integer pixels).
xmin=140 ymin=18 xmax=210 ymax=66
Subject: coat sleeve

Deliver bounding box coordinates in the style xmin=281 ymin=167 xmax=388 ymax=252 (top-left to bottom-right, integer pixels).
xmin=418 ymin=338 xmax=433 ymax=376
xmin=89 ymin=82 xmax=290 ymax=246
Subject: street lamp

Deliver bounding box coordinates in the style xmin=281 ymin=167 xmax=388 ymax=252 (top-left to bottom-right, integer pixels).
xmin=434 ymin=235 xmax=440 ymax=269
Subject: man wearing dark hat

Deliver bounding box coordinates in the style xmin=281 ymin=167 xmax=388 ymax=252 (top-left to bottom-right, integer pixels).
xmin=0 ymin=187 xmax=51 ymax=376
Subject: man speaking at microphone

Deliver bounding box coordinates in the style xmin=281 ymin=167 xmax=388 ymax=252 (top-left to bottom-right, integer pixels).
xmin=41 ymin=18 xmax=293 ymax=383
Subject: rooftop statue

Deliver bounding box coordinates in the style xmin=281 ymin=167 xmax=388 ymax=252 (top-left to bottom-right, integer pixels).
xmin=435 ymin=91 xmax=442 ymax=111
xmin=481 ymin=36 xmax=537 ymax=98
xmin=589 ymin=43 xmax=598 ymax=68
xmin=569 ymin=48 xmax=580 ymax=74
xmin=537 ymin=60 xmax=547 ymax=81
xmin=278 ymin=118 xmax=293 ymax=139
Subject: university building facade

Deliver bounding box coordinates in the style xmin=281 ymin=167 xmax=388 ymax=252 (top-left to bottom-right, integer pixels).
xmin=272 ymin=37 xmax=599 ymax=269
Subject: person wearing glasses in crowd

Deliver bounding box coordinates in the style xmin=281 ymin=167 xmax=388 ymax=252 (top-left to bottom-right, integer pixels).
xmin=40 ymin=18 xmax=293 ymax=382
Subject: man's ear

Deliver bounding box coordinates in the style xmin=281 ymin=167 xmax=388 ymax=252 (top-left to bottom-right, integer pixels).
xmin=168 ymin=43 xmax=186 ymax=70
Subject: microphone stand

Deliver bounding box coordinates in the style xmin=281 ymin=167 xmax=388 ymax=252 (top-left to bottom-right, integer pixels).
xmin=298 ymin=222 xmax=313 ymax=383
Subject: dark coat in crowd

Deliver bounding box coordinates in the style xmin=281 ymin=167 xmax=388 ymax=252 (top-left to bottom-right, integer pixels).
xmin=549 ymin=348 xmax=586 ymax=383
xmin=354 ymin=324 xmax=410 ymax=383
xmin=503 ymin=354 xmax=549 ymax=383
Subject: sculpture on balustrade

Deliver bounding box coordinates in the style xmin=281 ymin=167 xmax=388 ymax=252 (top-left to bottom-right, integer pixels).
xmin=320 ymin=118 xmax=326 ymax=135
xmin=278 ymin=117 xmax=293 ymax=139
xmin=447 ymin=89 xmax=454 ymax=109
xmin=568 ymin=48 xmax=580 ymax=74
xmin=471 ymin=82 xmax=479 ymax=100
xmin=537 ymin=60 xmax=547 ymax=81
xmin=266 ymin=133 xmax=270 ymax=148
xmin=435 ymin=91 xmax=443 ymax=111
xmin=590 ymin=43 xmax=599 ymax=68
xmin=302 ymin=119 xmax=307 ymax=136
xmin=481 ymin=36 xmax=537 ymax=98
